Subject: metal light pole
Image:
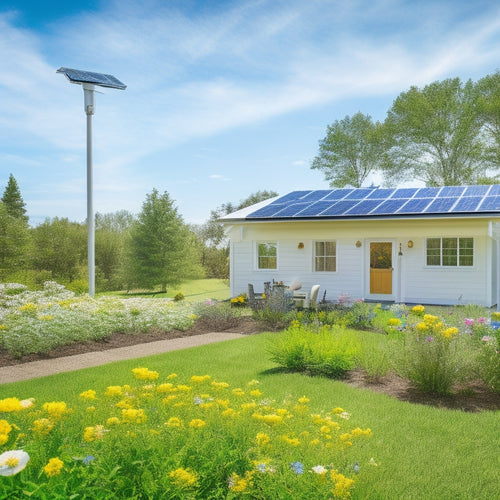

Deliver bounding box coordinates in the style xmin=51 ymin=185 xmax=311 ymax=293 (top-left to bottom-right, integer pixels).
xmin=57 ymin=68 xmax=126 ymax=297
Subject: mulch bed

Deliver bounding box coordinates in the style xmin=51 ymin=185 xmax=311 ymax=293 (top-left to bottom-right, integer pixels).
xmin=1 ymin=317 xmax=498 ymax=412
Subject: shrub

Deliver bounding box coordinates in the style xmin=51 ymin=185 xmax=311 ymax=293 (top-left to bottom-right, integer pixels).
xmin=268 ymin=325 xmax=360 ymax=378
xmin=174 ymin=291 xmax=185 ymax=302
xmin=390 ymin=314 xmax=475 ymax=394
xmin=192 ymin=301 xmax=243 ymax=331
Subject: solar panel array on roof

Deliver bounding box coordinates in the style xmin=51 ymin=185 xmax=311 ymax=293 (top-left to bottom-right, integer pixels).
xmin=244 ymin=185 xmax=500 ymax=219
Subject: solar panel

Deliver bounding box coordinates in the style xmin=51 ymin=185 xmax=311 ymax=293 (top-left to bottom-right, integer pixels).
xmin=413 ymin=187 xmax=440 ymax=198
xmin=322 ymin=200 xmax=360 ymax=215
xmin=464 ymin=185 xmax=490 ymax=197
xmin=371 ymin=199 xmax=408 ymax=214
xmin=438 ymin=186 xmax=465 ymax=197
xmin=242 ymin=185 xmax=500 ymax=219
xmin=323 ymin=189 xmax=353 ymax=200
xmin=488 ymin=185 xmax=500 ymax=196
xmin=366 ymin=188 xmax=395 ymax=199
xmin=300 ymin=190 xmax=333 ymax=202
xmin=400 ymin=198 xmax=433 ymax=213
xmin=344 ymin=188 xmax=374 ymax=199
xmin=273 ymin=203 xmax=311 ymax=217
xmin=477 ymin=196 xmax=500 ymax=211
xmin=453 ymin=196 xmax=482 ymax=212
xmin=57 ymin=67 xmax=126 ymax=89
xmin=392 ymin=188 xmax=418 ymax=198
xmin=424 ymin=197 xmax=456 ymax=213
xmin=345 ymin=199 xmax=383 ymax=215
xmin=297 ymin=201 xmax=336 ymax=216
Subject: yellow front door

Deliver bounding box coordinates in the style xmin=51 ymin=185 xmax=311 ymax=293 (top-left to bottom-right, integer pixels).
xmin=370 ymin=242 xmax=392 ymax=294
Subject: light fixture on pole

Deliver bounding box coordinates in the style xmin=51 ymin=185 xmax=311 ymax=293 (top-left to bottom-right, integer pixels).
xmin=57 ymin=67 xmax=126 ymax=297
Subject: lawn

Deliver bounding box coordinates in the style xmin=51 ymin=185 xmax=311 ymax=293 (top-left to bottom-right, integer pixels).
xmin=1 ymin=333 xmax=498 ymax=499
xmin=103 ymin=278 xmax=230 ymax=301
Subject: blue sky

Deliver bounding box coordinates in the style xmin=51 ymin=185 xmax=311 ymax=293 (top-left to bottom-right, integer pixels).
xmin=1 ymin=0 xmax=500 ymax=225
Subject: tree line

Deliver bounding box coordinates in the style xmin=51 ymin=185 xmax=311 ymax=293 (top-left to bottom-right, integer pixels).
xmin=0 ymin=173 xmax=276 ymax=293
xmin=311 ymin=72 xmax=500 ymax=187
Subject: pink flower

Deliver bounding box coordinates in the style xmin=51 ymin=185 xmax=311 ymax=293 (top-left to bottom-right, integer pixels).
xmin=464 ymin=318 xmax=474 ymax=327
xmin=477 ymin=317 xmax=486 ymax=324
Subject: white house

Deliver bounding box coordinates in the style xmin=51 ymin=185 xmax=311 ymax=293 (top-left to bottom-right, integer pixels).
xmin=221 ymin=185 xmax=500 ymax=307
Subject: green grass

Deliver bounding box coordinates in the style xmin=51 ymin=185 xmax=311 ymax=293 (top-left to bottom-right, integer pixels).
xmin=101 ymin=278 xmax=230 ymax=301
xmin=1 ymin=333 xmax=498 ymax=499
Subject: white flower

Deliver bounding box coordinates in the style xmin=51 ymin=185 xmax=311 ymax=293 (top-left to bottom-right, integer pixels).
xmin=311 ymin=465 xmax=327 ymax=474
xmin=0 ymin=450 xmax=30 ymax=476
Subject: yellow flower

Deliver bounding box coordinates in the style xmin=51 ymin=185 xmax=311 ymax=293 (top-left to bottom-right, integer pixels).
xmin=387 ymin=318 xmax=402 ymax=326
xmin=281 ymin=435 xmax=300 ymax=446
xmin=19 ymin=303 xmax=37 ymax=313
xmin=298 ymin=396 xmax=310 ymax=404
xmin=442 ymin=327 xmax=459 ymax=339
xmin=412 ymin=304 xmax=425 ymax=315
xmin=169 ymin=467 xmax=198 ymax=489
xmin=157 ymin=383 xmax=175 ymax=393
xmin=176 ymin=385 xmax=192 ymax=392
xmin=190 ymin=375 xmax=211 ymax=383
xmin=0 ymin=420 xmax=12 ymax=437
xmin=330 ymin=470 xmax=355 ymax=499
xmin=332 ymin=407 xmax=345 ymax=414
xmin=43 ymin=457 xmax=63 ymax=477
xmin=165 ymin=417 xmax=183 ymax=428
xmin=211 ymin=381 xmax=229 ymax=389
xmin=106 ymin=417 xmax=120 ymax=426
xmin=84 ymin=425 xmax=106 ymax=442
xmin=166 ymin=373 xmax=178 ymax=379
xmin=0 ymin=398 xmax=23 ymax=412
xmin=121 ymin=408 xmax=147 ymax=424
xmin=79 ymin=390 xmax=97 ymax=400
xmin=232 ymin=388 xmax=245 ymax=396
xmin=241 ymin=402 xmax=257 ymax=411
xmin=104 ymin=386 xmax=123 ymax=397
xmin=43 ymin=402 xmax=68 ymax=419
xmin=229 ymin=471 xmax=253 ymax=492
xmin=256 ymin=432 xmax=270 ymax=446
xmin=188 ymin=419 xmax=206 ymax=428
xmin=221 ymin=408 xmax=239 ymax=418
xmin=253 ymin=413 xmax=283 ymax=425
xmin=351 ymin=427 xmax=372 ymax=437
xmin=132 ymin=367 xmax=159 ymax=380
xmin=249 ymin=389 xmax=263 ymax=397
xmin=32 ymin=418 xmax=54 ymax=436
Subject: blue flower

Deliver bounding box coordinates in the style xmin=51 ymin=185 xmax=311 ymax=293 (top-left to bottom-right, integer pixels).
xmin=83 ymin=455 xmax=95 ymax=465
xmin=290 ymin=461 xmax=304 ymax=474
xmin=194 ymin=397 xmax=204 ymax=405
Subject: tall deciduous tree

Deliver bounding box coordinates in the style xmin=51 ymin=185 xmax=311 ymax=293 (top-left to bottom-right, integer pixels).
xmin=477 ymin=71 xmax=500 ymax=167
xmin=1 ymin=174 xmax=28 ymax=222
xmin=384 ymin=77 xmax=489 ymax=186
xmin=31 ymin=218 xmax=86 ymax=282
xmin=311 ymin=112 xmax=387 ymax=187
xmin=124 ymin=189 xmax=202 ymax=292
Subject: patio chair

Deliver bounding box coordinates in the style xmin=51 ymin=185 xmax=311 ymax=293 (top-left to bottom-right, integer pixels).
xmin=248 ymin=284 xmax=265 ymax=310
xmin=304 ymin=285 xmax=320 ymax=309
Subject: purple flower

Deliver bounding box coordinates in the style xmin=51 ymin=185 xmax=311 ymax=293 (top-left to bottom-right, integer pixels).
xmin=290 ymin=461 xmax=304 ymax=474
xmin=425 ymin=336 xmax=434 ymax=342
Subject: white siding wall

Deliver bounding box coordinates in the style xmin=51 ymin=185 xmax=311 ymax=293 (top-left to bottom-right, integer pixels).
xmin=226 ymin=218 xmax=497 ymax=306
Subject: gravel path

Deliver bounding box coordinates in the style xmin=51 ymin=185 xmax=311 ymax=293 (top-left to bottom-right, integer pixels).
xmin=0 ymin=332 xmax=245 ymax=384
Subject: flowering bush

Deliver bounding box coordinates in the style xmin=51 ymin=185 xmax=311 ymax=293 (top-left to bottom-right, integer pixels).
xmin=0 ymin=282 xmax=195 ymax=357
xmin=391 ymin=314 xmax=474 ymax=394
xmin=0 ymin=370 xmax=374 ymax=498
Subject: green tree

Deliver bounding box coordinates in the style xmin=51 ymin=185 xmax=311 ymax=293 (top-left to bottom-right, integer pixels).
xmin=0 ymin=202 xmax=30 ymax=278
xmin=1 ymin=174 xmax=28 ymax=222
xmin=95 ymin=211 xmax=135 ymax=290
xmin=31 ymin=218 xmax=86 ymax=282
xmin=311 ymin=112 xmax=387 ymax=187
xmin=477 ymin=71 xmax=500 ymax=167
xmin=124 ymin=189 xmax=202 ymax=292
xmin=384 ymin=77 xmax=490 ymax=186
xmin=192 ymin=190 xmax=278 ymax=279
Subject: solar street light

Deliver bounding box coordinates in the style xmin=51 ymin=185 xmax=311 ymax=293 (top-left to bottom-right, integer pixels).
xmin=57 ymin=67 xmax=126 ymax=297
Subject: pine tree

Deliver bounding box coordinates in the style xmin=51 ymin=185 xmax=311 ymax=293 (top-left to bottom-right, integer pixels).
xmin=1 ymin=174 xmax=28 ymax=222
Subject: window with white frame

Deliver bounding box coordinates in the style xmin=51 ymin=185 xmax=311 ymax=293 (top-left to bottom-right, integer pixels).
xmin=314 ymin=240 xmax=336 ymax=272
xmin=426 ymin=237 xmax=473 ymax=267
xmin=257 ymin=242 xmax=278 ymax=269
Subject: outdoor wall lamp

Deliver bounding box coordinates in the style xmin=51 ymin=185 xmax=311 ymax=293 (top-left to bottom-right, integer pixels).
xmin=298 ymin=242 xmax=304 ymax=249
xmin=355 ymin=240 xmax=362 ymax=248
xmin=408 ymin=240 xmax=414 ymax=248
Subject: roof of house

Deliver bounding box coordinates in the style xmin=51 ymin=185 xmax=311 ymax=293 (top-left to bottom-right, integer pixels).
xmin=221 ymin=185 xmax=500 ymax=222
